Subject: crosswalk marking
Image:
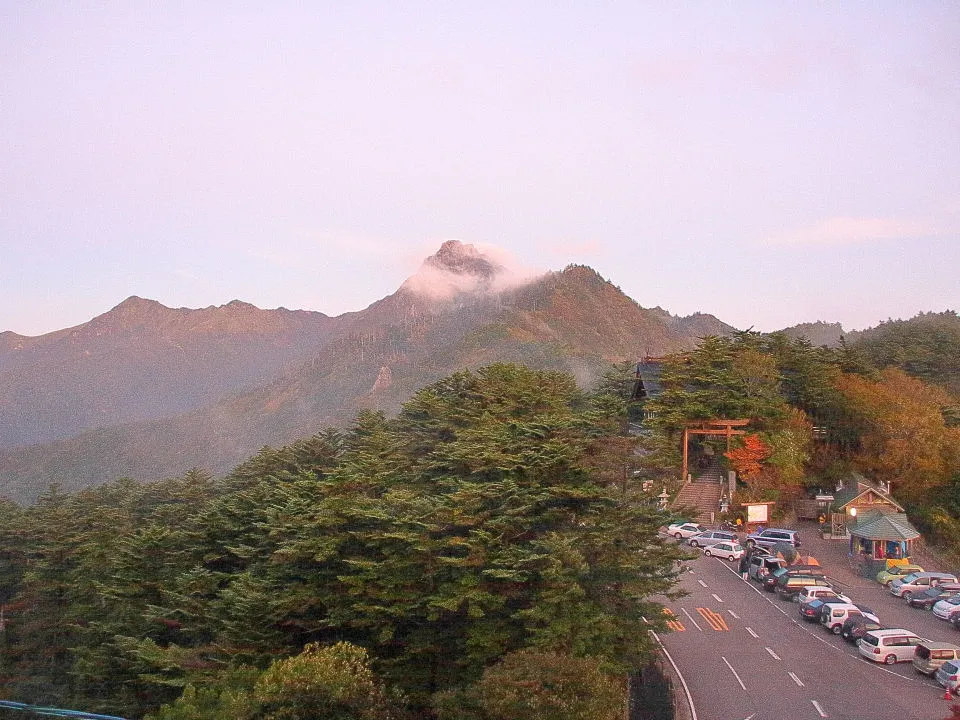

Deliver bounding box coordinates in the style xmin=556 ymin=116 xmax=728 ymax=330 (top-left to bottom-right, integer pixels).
xmin=663 ymin=608 xmax=685 ymax=632
xmin=697 ymin=607 xmax=730 ymax=631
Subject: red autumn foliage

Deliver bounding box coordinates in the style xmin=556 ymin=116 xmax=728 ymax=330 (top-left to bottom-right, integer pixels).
xmin=724 ymin=434 xmax=770 ymax=481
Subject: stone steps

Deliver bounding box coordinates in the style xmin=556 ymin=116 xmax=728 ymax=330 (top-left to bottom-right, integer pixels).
xmin=672 ymin=460 xmax=724 ymax=524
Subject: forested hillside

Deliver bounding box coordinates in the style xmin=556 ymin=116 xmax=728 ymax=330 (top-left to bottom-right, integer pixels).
xmin=1 ymin=326 xmax=959 ymax=717
xmin=0 ymin=364 xmax=683 ymax=719
xmin=849 ymin=311 xmax=960 ymax=398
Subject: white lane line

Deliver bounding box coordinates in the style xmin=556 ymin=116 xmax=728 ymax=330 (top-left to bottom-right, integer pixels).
xmin=681 ymin=607 xmax=703 ymax=631
xmin=721 ymin=656 xmax=747 ymax=691
xmin=765 ymin=647 xmax=781 ymax=661
xmin=788 ymin=671 xmax=804 ymax=687
xmin=746 ymin=627 xmax=759 ymax=639
xmin=727 ymin=610 xmax=740 ymax=620
xmin=811 ymin=700 xmax=827 ymax=717
xmin=650 ymin=631 xmax=698 ymax=720
xmin=698 ymin=579 xmax=708 ymax=588
xmin=712 ymin=593 xmax=724 ymax=603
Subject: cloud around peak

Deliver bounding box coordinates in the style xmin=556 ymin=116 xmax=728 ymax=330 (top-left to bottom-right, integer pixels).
xmin=400 ymin=240 xmax=544 ymax=301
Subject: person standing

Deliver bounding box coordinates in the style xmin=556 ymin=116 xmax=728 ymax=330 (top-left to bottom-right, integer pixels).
xmin=738 ymin=552 xmax=750 ymax=580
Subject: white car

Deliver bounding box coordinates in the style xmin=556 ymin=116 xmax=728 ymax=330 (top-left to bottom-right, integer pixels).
xmin=795 ymin=585 xmax=851 ymax=605
xmin=933 ymin=595 xmax=960 ymax=621
xmin=858 ymin=629 xmax=924 ymax=664
xmin=703 ymin=542 xmax=744 ymax=561
xmin=666 ymin=522 xmax=705 ymax=539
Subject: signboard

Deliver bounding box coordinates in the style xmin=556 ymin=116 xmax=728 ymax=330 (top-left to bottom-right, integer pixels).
xmin=745 ymin=504 xmax=769 ymax=523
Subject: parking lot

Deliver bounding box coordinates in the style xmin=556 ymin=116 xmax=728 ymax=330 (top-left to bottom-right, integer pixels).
xmin=794 ymin=520 xmax=960 ymax=646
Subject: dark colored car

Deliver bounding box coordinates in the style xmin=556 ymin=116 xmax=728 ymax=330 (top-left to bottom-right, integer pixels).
xmin=762 ymin=565 xmax=827 ymax=592
xmin=776 ymin=575 xmax=831 ymax=601
xmin=841 ymin=616 xmax=884 ymax=644
xmin=798 ymin=597 xmax=847 ymax=622
xmin=908 ymin=585 xmax=960 ymax=610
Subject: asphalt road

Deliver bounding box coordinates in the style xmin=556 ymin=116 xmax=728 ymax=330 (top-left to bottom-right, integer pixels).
xmin=656 ymin=550 xmax=957 ymax=720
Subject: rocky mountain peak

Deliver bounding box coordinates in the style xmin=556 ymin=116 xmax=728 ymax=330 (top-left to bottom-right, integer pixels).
xmin=424 ymin=240 xmax=504 ymax=280
xmin=399 ymin=241 xmax=540 ymax=303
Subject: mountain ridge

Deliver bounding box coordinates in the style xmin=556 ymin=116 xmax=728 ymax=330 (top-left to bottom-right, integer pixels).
xmin=0 ymin=246 xmax=735 ymax=502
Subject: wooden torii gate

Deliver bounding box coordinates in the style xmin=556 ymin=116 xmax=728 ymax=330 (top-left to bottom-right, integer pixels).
xmin=681 ymin=419 xmax=750 ymax=482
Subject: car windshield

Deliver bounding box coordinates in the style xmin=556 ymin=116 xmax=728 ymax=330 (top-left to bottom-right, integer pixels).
xmin=900 ymin=573 xmax=919 ymax=583
xmin=947 ymin=597 xmax=960 ymax=606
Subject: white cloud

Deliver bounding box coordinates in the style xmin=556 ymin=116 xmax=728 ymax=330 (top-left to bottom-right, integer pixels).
xmin=762 ymin=215 xmax=936 ymax=247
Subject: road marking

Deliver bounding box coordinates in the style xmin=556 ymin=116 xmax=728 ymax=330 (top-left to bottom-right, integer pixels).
xmin=711 ymin=593 xmax=724 ymax=603
xmin=742 ymin=715 xmax=756 ymax=720
xmin=697 ymin=607 xmax=729 ymax=631
xmin=727 ymin=610 xmax=740 ymax=620
xmin=698 ymin=579 xmax=708 ymax=588
xmin=681 ymin=608 xmax=703 ymax=631
xmin=788 ymin=671 xmax=804 ymax=687
xmin=650 ymin=631 xmax=698 ymax=720
xmin=746 ymin=627 xmax=759 ymax=639
xmin=721 ymin=656 xmax=747 ymax=690
xmin=811 ymin=700 xmax=827 ymax=717
xmin=662 ymin=608 xmax=685 ymax=632
xmin=765 ymin=647 xmax=781 ymax=661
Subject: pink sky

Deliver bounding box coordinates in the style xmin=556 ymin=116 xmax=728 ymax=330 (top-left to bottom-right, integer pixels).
xmin=1 ymin=3 xmax=957 ymax=336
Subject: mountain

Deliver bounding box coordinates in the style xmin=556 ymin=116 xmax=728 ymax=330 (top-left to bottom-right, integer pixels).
xmin=0 ymin=297 xmax=335 ymax=450
xmin=773 ymin=321 xmax=845 ymax=348
xmin=846 ymin=311 xmax=960 ymax=396
xmin=0 ymin=241 xmax=735 ymax=503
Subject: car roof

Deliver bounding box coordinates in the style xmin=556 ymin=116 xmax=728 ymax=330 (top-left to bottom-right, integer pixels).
xmin=866 ymin=628 xmax=919 ymax=637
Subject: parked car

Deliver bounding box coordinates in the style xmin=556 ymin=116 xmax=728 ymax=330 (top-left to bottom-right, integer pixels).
xmin=703 ymin=541 xmax=744 ymax=561
xmin=666 ymin=522 xmax=705 ymax=539
xmin=841 ymin=616 xmax=884 ymax=644
xmin=937 ymin=659 xmax=960 ymax=695
xmin=912 ymin=641 xmax=960 ymax=676
xmin=799 ymin=597 xmax=849 ymax=623
xmin=748 ymin=555 xmax=786 ymax=582
xmin=795 ymin=585 xmax=850 ymax=605
xmin=776 ymin=575 xmax=831 ymax=602
xmin=933 ymin=595 xmax=960 ymax=621
xmin=890 ymin=572 xmax=959 ymax=600
xmin=745 ymin=528 xmax=801 ymax=550
xmin=763 ymin=565 xmax=826 ymax=592
xmin=822 ymin=603 xmax=878 ymax=634
xmin=907 ymin=584 xmax=960 ymax=610
xmin=858 ymin=629 xmax=924 ymax=664
xmin=687 ymin=530 xmax=738 ymax=548
xmin=877 ymin=563 xmax=924 ymax=586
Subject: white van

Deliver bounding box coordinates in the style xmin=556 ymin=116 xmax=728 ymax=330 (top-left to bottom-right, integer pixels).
xmin=858 ymin=629 xmax=924 ymax=664
xmin=821 ymin=603 xmax=872 ymax=634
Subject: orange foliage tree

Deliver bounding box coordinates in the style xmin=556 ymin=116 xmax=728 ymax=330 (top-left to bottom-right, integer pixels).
xmin=834 ymin=368 xmax=960 ymax=503
xmin=725 ymin=434 xmax=770 ymax=482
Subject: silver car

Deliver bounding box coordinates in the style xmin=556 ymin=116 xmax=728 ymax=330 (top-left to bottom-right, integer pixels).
xmin=936 ymin=659 xmax=960 ymax=695
xmin=703 ymin=541 xmax=744 ymax=561
xmin=687 ymin=530 xmax=738 ymax=548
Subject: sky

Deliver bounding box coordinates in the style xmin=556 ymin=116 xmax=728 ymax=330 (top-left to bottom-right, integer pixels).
xmin=2 ymin=3 xmax=958 ymax=337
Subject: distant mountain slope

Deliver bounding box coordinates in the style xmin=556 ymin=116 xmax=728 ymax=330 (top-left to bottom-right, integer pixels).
xmin=774 ymin=321 xmax=845 ymax=347
xmin=0 ymin=242 xmax=735 ymax=502
xmin=847 ymin=311 xmax=960 ymax=396
xmin=0 ymin=298 xmax=335 ymax=450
